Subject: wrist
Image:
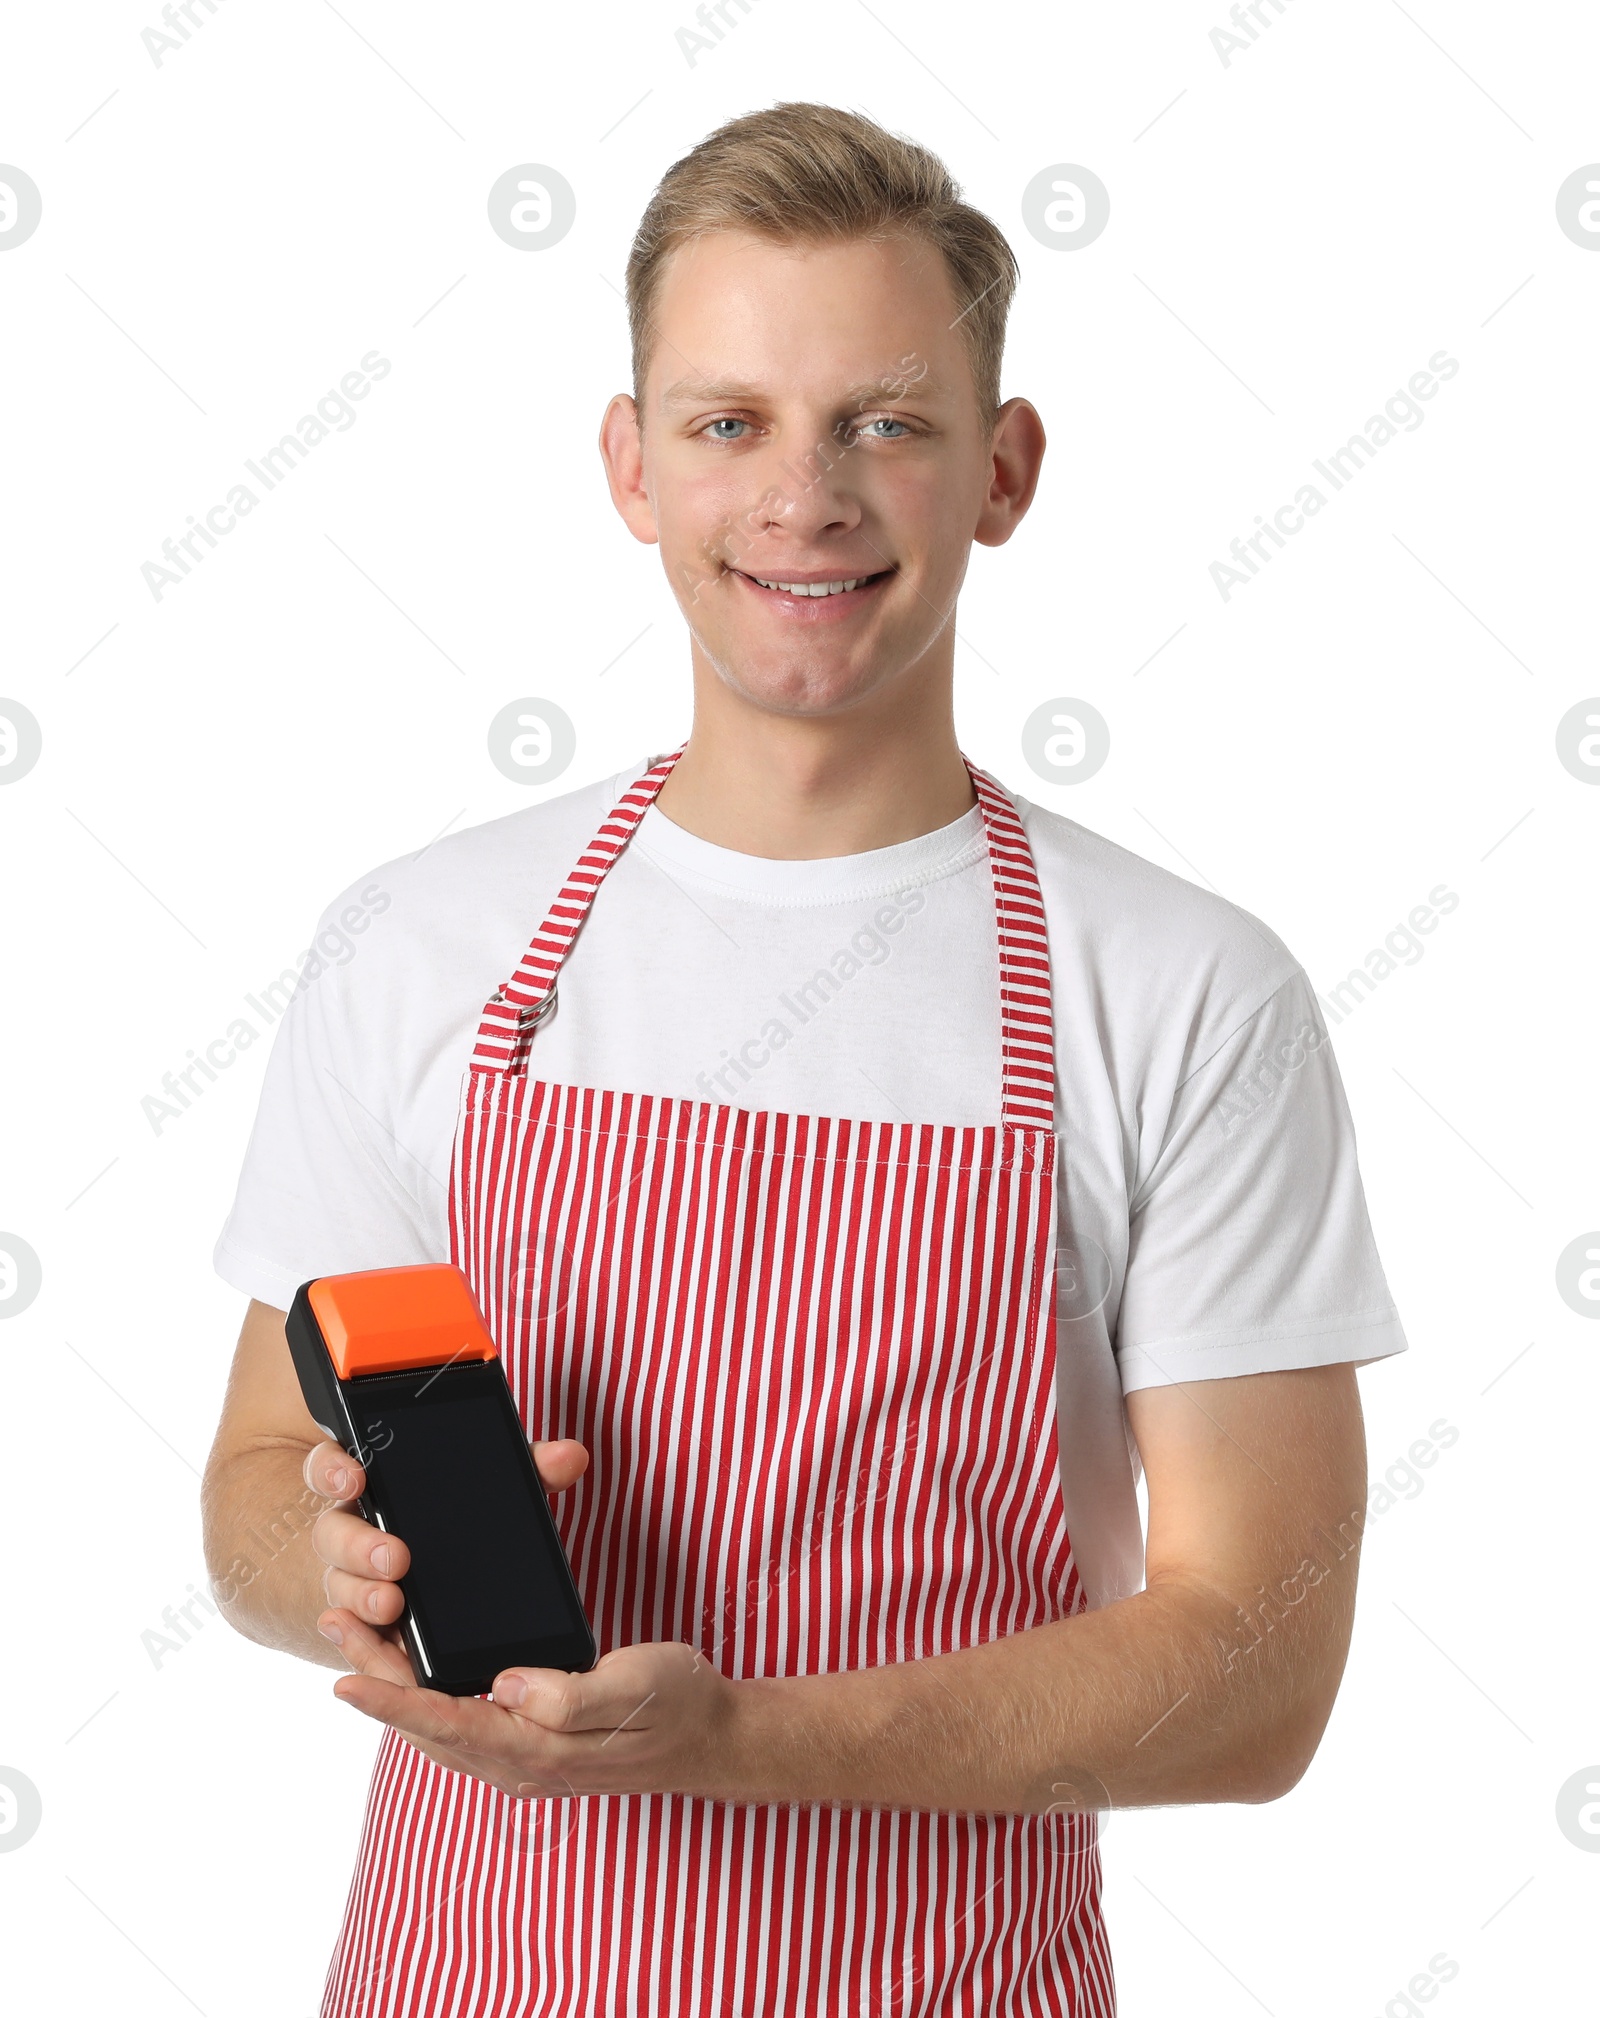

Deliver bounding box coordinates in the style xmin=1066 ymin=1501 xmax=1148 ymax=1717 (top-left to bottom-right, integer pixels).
xmin=712 ymin=1672 xmax=800 ymax=1806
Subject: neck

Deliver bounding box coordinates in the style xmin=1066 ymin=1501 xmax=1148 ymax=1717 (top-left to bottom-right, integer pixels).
xmin=655 ymin=653 xmax=975 ymax=861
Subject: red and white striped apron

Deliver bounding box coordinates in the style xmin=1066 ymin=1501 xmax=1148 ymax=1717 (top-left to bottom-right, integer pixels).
xmin=322 ymin=750 xmax=1115 ymax=2017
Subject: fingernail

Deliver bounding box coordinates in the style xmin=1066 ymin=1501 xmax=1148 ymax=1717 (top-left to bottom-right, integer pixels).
xmin=496 ymin=1675 xmax=528 ymax=1708
xmin=319 ymin=1621 xmax=344 ymax=1646
xmin=329 ymin=1467 xmax=353 ymax=1495
xmin=371 ymin=1545 xmax=391 ymax=1575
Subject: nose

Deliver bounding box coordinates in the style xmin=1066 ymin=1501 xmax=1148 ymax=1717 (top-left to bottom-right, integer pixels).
xmin=746 ymin=432 xmax=865 ymax=546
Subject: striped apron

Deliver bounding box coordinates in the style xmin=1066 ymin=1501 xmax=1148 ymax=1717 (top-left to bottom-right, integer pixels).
xmin=322 ymin=750 xmax=1115 ymax=2016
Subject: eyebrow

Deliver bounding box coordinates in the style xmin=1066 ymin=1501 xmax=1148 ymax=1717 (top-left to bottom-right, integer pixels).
xmin=657 ymin=373 xmax=951 ymax=409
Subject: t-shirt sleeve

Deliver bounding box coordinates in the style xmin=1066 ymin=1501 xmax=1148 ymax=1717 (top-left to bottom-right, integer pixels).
xmin=1113 ymin=967 xmax=1407 ymax=1393
xmin=212 ymin=900 xmax=444 ymax=1312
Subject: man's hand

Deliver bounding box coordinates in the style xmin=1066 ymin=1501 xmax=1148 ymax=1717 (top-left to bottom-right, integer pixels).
xmin=321 ymin=1625 xmax=740 ymax=1803
xmin=290 ymin=1359 xmax=1369 ymax=1818
xmin=303 ymin=1434 xmax=592 ymax=1690
xmin=212 ymin=1297 xmax=1368 ymax=1814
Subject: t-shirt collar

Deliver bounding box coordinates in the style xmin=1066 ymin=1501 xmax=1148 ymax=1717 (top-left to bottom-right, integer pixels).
xmin=619 ymin=768 xmax=987 ymax=903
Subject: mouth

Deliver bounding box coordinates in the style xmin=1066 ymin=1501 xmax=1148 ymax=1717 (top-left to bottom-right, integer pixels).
xmin=728 ymin=566 xmax=895 ymax=619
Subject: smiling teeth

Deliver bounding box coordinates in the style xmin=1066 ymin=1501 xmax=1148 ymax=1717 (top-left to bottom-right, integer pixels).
xmin=753 ymin=576 xmax=870 ymax=596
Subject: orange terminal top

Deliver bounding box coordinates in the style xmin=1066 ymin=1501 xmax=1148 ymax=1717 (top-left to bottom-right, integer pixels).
xmin=306 ymin=1263 xmax=499 ymax=1380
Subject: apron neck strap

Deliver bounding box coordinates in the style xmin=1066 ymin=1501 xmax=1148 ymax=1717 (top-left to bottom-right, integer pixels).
xmin=964 ymin=759 xmax=1057 ymax=1128
xmin=467 ymin=745 xmax=686 ymax=1075
xmin=470 ymin=746 xmax=1057 ymax=1130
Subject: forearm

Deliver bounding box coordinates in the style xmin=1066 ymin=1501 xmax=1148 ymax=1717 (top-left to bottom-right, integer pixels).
xmin=718 ymin=1570 xmax=1344 ymax=1817
xmin=201 ymin=1438 xmax=344 ymax=1670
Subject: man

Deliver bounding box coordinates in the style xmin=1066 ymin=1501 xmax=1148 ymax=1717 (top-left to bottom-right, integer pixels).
xmin=204 ymin=102 xmax=1407 ymax=2017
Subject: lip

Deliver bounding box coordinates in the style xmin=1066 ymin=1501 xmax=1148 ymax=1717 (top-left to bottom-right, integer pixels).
xmin=728 ymin=566 xmax=894 ymax=621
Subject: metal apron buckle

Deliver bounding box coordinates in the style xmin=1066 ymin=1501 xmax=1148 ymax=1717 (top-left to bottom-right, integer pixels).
xmin=491 ymin=984 xmax=559 ymax=1029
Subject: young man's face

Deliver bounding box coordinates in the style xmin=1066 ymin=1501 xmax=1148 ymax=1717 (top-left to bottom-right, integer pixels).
xmin=602 ymin=229 xmax=1042 ymax=718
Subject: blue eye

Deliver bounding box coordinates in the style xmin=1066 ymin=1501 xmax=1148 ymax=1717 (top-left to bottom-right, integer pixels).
xmin=704 ymin=418 xmax=747 ymax=440
xmin=860 ymin=416 xmax=910 ymax=438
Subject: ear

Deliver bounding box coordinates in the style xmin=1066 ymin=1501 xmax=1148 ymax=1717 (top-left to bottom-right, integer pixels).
xmin=973 ymin=397 xmax=1046 ymax=549
xmin=598 ymin=393 xmax=659 ymax=546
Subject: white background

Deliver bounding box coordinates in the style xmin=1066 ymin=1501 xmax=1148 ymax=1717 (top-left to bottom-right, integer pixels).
xmin=2 ymin=1 xmax=1596 ymax=2011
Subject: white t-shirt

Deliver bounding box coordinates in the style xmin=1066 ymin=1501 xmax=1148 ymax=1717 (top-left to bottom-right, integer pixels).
xmin=215 ymin=759 xmax=1407 ymax=1610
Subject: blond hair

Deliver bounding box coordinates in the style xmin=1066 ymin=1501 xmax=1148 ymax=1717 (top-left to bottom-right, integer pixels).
xmin=625 ymin=102 xmax=1018 ymax=428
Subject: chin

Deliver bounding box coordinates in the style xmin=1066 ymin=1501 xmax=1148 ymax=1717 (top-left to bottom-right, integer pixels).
xmin=703 ymin=639 xmax=889 ymax=717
